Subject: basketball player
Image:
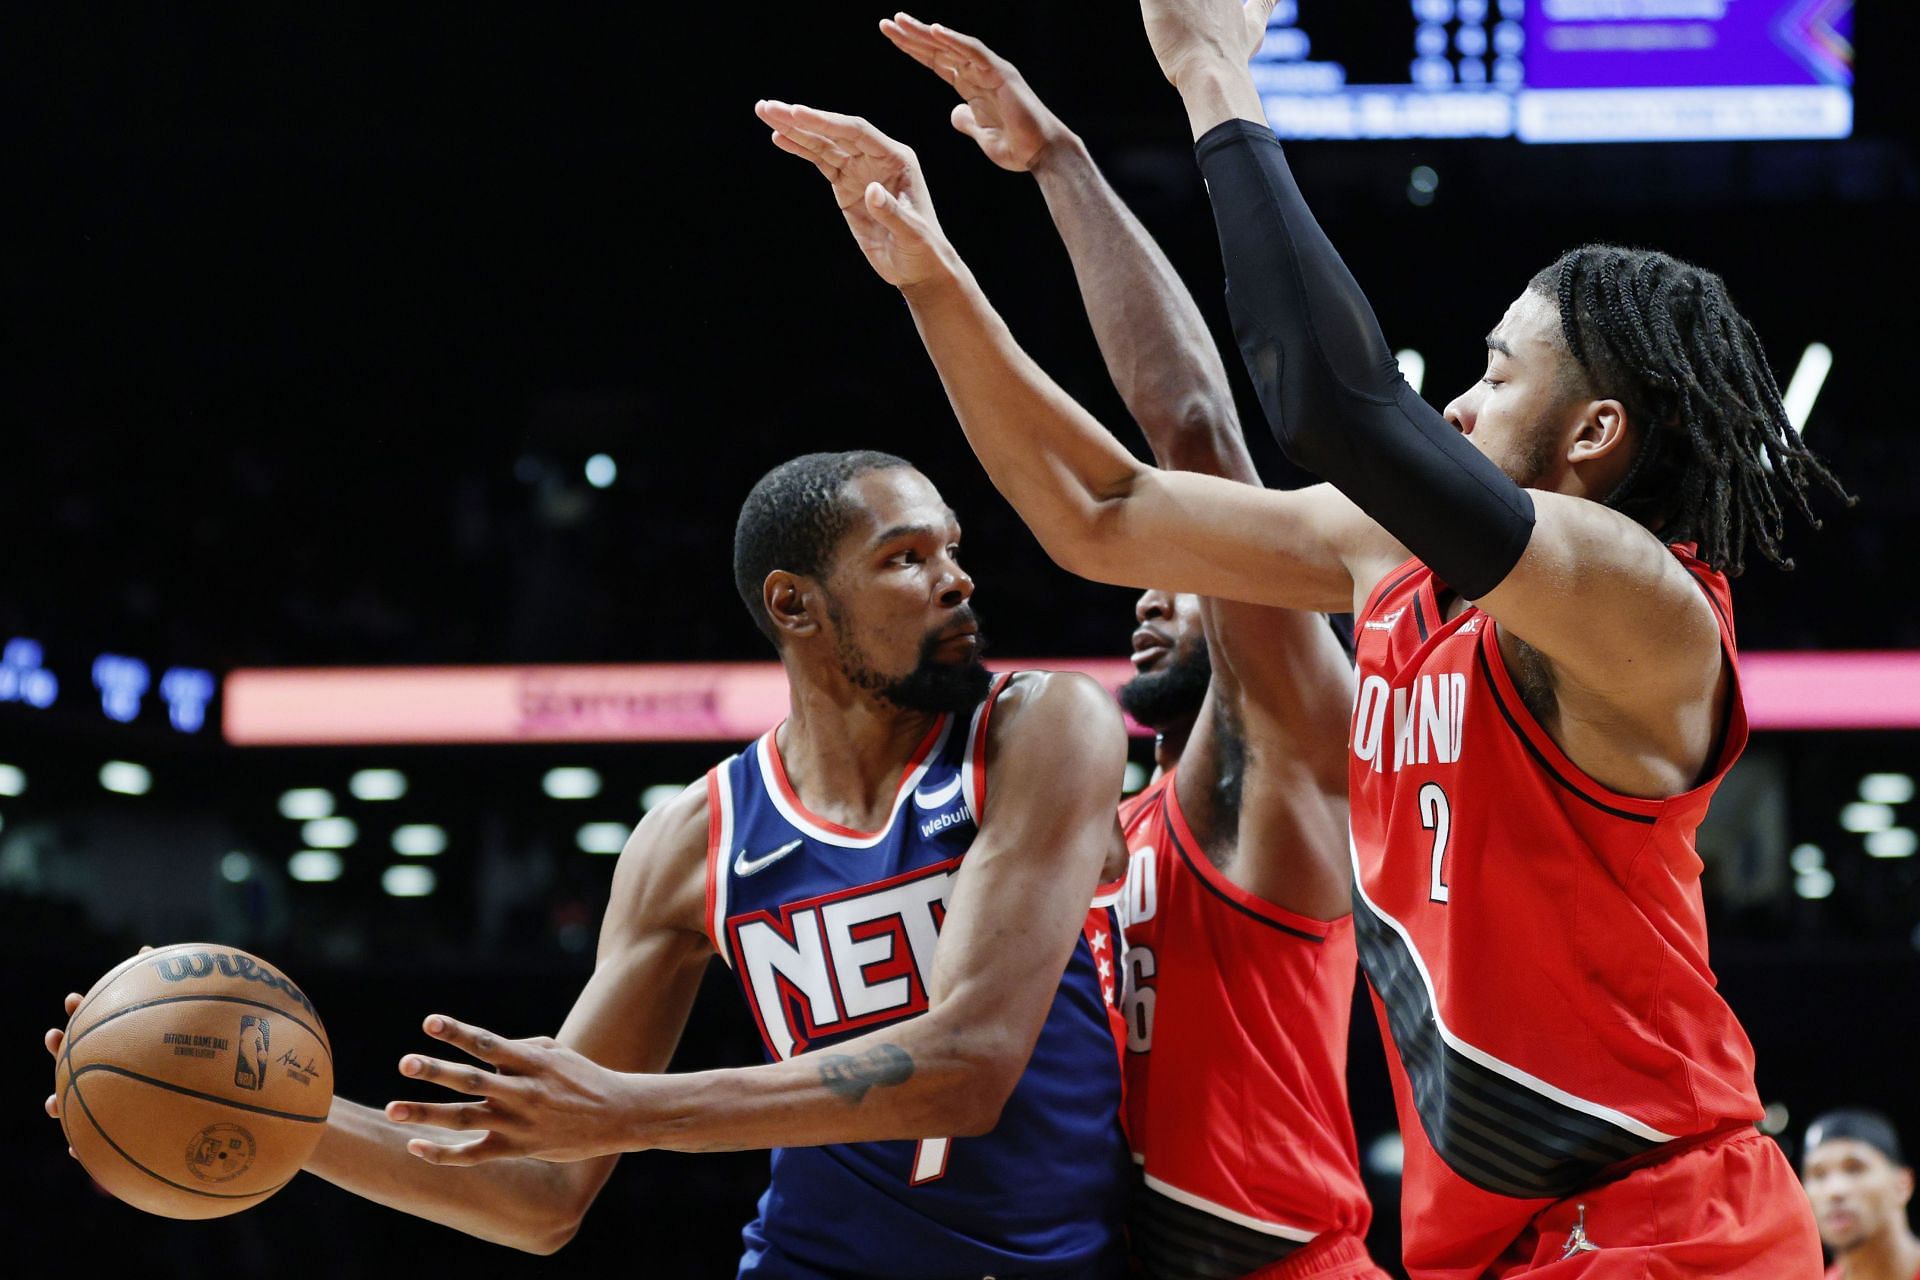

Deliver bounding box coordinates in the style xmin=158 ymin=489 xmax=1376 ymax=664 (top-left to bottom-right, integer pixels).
xmin=759 ymin=0 xmax=1846 ymax=1271
xmin=1804 ymin=1110 xmax=1920 ymax=1280
xmin=47 ymin=451 xmax=1133 ymax=1276
xmin=868 ymin=19 xmax=1381 ymax=1276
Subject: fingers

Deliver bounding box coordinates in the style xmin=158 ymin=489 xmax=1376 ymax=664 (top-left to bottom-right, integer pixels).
xmin=879 ymin=18 xmax=946 ymax=76
xmin=45 ymin=1092 xmax=61 ymax=1119
xmin=65 ymin=992 xmax=82 ymax=1016
xmin=405 ymin=1132 xmax=513 ymax=1167
xmin=924 ymin=19 xmax=999 ymax=66
xmin=399 ymin=1051 xmax=504 ymax=1097
xmin=385 ymin=1099 xmax=493 ymax=1130
xmin=884 ymin=15 xmax=1002 ymax=90
xmin=419 ymin=1014 xmax=533 ymax=1071
xmin=45 ymin=1027 xmax=64 ymax=1060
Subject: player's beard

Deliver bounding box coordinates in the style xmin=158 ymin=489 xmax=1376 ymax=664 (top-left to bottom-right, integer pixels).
xmin=1117 ymin=633 xmax=1212 ymax=731
xmin=835 ymin=605 xmax=994 ymax=715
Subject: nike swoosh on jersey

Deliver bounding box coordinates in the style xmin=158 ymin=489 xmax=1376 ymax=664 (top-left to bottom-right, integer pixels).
xmin=912 ymin=775 xmax=964 ymax=810
xmin=734 ymin=839 xmax=803 ymax=877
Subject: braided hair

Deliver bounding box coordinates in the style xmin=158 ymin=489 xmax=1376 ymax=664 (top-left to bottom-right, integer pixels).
xmin=1528 ymin=245 xmax=1851 ymax=575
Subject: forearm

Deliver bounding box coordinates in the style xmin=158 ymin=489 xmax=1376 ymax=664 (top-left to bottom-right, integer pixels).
xmin=1030 ymin=135 xmax=1252 ymax=481
xmin=307 ymin=1096 xmax=601 ymax=1253
xmin=899 ymin=264 xmax=1147 ymax=574
xmin=635 ymin=1020 xmax=1005 ymax=1154
xmin=1194 ymin=115 xmax=1534 ymax=599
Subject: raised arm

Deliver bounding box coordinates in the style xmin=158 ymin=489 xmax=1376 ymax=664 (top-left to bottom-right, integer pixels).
xmin=758 ymin=99 xmax=1390 ymax=615
xmin=1138 ymin=0 xmax=1758 ymax=791
xmin=882 ymin=14 xmax=1249 ymax=481
xmin=389 ymin=672 xmax=1126 ymax=1159
xmin=884 ymin=17 xmax=1354 ymax=913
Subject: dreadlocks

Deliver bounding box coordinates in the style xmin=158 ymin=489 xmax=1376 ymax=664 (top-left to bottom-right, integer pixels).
xmin=1529 ymin=245 xmax=1851 ymax=575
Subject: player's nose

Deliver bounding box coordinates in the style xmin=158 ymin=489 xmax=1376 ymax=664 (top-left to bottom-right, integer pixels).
xmin=938 ymin=562 xmax=974 ymax=607
xmin=1443 ymin=390 xmax=1475 ymax=435
xmin=1135 ymin=588 xmax=1172 ymax=622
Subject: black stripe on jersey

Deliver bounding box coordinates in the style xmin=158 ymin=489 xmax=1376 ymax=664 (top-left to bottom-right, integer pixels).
xmin=1353 ymin=894 xmax=1663 ymax=1199
xmin=1476 ymin=645 xmax=1659 ymax=825
xmin=1161 ymin=793 xmax=1325 ymax=944
xmin=1411 ymin=592 xmax=1430 ymax=641
xmin=1684 ymin=565 xmax=1733 ymax=638
xmin=1129 ymin=1180 xmax=1301 ymax=1280
xmin=1367 ymin=563 xmax=1426 ymax=623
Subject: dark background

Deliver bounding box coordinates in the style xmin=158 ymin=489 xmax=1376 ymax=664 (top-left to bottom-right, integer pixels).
xmin=4 ymin=3 xmax=1918 ymax=1271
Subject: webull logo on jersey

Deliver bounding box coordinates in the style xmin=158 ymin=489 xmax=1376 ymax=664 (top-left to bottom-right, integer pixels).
xmin=1351 ymin=672 xmax=1468 ymax=774
xmin=729 ymin=858 xmax=958 ymax=1060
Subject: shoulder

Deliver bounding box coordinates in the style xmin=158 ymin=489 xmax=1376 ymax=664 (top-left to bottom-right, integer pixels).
xmin=986 ymin=669 xmax=1126 ymax=749
xmin=603 ymin=777 xmax=713 ymax=940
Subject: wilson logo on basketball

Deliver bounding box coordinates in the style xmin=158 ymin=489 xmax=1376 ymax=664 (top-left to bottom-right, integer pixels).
xmin=149 ymin=950 xmax=318 ymax=1019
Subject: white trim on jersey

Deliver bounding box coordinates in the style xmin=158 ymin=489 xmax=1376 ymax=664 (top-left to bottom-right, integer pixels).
xmin=960 ymin=693 xmax=990 ymax=824
xmin=712 ymin=762 xmax=737 ymax=968
xmin=1348 ymin=832 xmax=1679 ymax=1144
xmin=754 ymin=717 xmax=955 ymax=849
xmin=1140 ymin=1173 xmax=1317 ymax=1243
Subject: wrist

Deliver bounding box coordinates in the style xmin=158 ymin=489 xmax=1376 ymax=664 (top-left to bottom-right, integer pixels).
xmin=616 ymin=1071 xmax=675 ymax=1153
xmin=1025 ymin=126 xmax=1087 ymax=177
xmin=1177 ymin=62 xmax=1265 ymax=139
xmin=899 ymin=253 xmax=972 ymax=306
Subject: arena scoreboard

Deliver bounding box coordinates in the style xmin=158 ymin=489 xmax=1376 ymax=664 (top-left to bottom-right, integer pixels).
xmin=1253 ymin=0 xmax=1854 ymax=141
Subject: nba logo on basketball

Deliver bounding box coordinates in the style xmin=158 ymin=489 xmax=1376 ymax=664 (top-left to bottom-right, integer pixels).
xmin=234 ymin=1015 xmax=270 ymax=1092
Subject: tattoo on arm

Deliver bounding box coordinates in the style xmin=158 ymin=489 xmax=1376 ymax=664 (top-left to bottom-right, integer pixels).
xmin=816 ymin=1044 xmax=915 ymax=1104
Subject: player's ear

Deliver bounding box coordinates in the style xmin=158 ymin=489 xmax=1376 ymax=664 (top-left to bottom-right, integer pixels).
xmin=1567 ymin=398 xmax=1630 ymax=465
xmin=764 ymin=571 xmax=820 ymax=641
xmin=1897 ymin=1164 xmax=1916 ymax=1208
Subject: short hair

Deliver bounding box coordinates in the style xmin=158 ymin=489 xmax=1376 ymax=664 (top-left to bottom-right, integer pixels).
xmin=732 ymin=450 xmax=915 ymax=647
xmin=1529 ymin=245 xmax=1851 ymax=575
xmin=1805 ymin=1108 xmax=1908 ymax=1167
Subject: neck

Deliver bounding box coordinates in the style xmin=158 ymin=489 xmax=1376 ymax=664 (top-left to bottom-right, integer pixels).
xmin=1154 ymin=716 xmax=1196 ymax=772
xmin=777 ymin=672 xmax=944 ymax=831
xmin=1836 ymin=1227 xmax=1920 ymax=1280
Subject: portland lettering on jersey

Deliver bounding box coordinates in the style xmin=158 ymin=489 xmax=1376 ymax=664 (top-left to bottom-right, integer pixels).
xmin=1351 ymin=671 xmax=1467 ymax=774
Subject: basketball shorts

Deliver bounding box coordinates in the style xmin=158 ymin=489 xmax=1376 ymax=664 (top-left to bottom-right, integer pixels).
xmin=1489 ymin=1126 xmax=1822 ymax=1278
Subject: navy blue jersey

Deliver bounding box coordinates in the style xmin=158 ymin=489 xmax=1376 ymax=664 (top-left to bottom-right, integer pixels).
xmin=703 ymin=674 xmax=1129 ymax=1279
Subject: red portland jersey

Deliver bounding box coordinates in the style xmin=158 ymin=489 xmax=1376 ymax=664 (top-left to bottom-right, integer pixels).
xmin=1114 ymin=770 xmax=1371 ymax=1245
xmin=1349 ymin=549 xmax=1764 ymax=1274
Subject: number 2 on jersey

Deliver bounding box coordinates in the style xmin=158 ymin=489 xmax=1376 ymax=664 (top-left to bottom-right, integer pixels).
xmin=1420 ymin=782 xmax=1452 ymax=903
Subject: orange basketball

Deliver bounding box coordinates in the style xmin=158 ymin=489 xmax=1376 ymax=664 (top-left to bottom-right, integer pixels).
xmin=55 ymin=942 xmax=334 ymax=1219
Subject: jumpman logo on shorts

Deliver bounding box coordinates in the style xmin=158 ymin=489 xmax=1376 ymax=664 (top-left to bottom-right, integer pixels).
xmin=1560 ymin=1203 xmax=1601 ymax=1259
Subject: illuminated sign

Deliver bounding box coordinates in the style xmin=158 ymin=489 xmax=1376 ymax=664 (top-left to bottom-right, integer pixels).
xmin=222 ymin=651 xmax=1920 ymax=746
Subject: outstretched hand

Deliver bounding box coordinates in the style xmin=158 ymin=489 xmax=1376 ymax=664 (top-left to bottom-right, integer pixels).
xmin=1139 ymin=0 xmax=1279 ymax=88
xmin=755 ymin=100 xmax=952 ymax=290
xmin=386 ymin=1015 xmax=640 ymax=1165
xmin=880 ymin=14 xmax=1067 ymax=174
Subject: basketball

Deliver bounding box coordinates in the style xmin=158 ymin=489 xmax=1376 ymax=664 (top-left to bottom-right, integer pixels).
xmin=54 ymin=943 xmax=333 ymax=1219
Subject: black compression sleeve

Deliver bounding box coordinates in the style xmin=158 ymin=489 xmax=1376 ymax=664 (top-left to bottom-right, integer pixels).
xmin=1194 ymin=118 xmax=1535 ymax=600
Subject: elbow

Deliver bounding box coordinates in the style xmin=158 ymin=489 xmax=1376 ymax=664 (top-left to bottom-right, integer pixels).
xmin=1037 ymin=472 xmax=1152 ymax=587
xmin=1144 ymin=395 xmax=1243 ymax=474
xmin=940 ymin=1040 xmax=1028 ymax=1137
xmin=515 ymin=1207 xmax=585 ymax=1256
xmin=515 ymin=1174 xmax=598 ymax=1255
